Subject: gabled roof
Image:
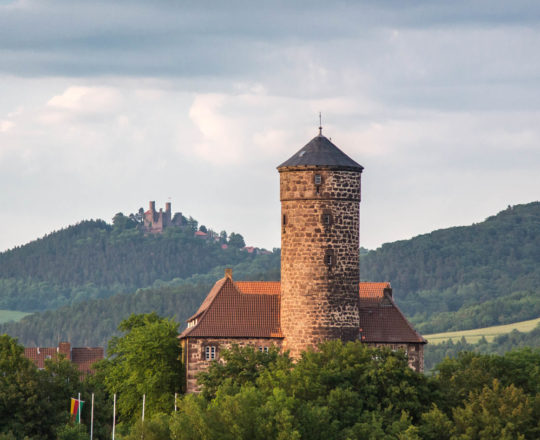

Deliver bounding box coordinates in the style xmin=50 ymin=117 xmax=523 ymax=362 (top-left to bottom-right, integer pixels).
xmin=181 ymin=279 xmax=425 ymax=344
xmin=358 ymin=283 xmax=426 ymax=344
xmin=180 ymin=277 xmax=282 ymax=338
xmin=277 ymin=135 xmax=364 ymax=171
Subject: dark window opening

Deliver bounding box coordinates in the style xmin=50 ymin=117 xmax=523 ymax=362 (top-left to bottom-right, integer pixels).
xmin=324 ymin=249 xmax=335 ymax=267
xmin=282 ymin=214 xmax=287 ymax=226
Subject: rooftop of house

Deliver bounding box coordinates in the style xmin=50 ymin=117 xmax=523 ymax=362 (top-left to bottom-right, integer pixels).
xmin=180 ymin=274 xmax=425 ymax=344
xmin=277 ymin=134 xmax=364 ymax=171
xmin=24 ymin=343 xmax=104 ymax=373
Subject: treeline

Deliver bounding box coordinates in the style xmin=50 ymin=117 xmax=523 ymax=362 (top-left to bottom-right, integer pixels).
xmin=424 ymin=322 xmax=540 ymax=371
xmin=361 ymin=202 xmax=540 ymax=333
xmin=0 ymin=217 xmax=259 ymax=311
xmin=5 ymin=316 xmax=540 ymax=439
xmin=0 ymin=252 xmax=281 ymax=347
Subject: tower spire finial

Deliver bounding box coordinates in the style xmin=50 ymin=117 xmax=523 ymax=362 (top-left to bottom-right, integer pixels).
xmin=318 ymin=112 xmax=322 ymax=136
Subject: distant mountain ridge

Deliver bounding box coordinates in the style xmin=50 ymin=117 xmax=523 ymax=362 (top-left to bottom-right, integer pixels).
xmin=361 ymin=201 xmax=540 ymax=333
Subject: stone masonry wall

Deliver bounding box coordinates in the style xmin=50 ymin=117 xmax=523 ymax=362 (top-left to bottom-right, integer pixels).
xmin=280 ymin=168 xmax=362 ymax=358
xmin=183 ymin=337 xmax=283 ymax=393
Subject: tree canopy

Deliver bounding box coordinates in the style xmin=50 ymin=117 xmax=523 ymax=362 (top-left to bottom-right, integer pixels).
xmin=99 ymin=313 xmax=183 ymax=424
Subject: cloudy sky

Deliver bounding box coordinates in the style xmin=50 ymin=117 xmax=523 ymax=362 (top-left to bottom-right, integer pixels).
xmin=1 ymin=0 xmax=539 ymax=252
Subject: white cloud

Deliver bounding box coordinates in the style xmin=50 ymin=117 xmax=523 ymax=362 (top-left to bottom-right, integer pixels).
xmin=46 ymin=86 xmax=122 ymax=112
xmin=0 ymin=120 xmax=14 ymax=132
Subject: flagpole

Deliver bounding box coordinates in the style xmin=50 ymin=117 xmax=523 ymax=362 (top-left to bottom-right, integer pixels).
xmin=90 ymin=393 xmax=94 ymax=440
xmin=78 ymin=392 xmax=81 ymax=424
xmin=112 ymin=393 xmax=116 ymax=440
xmin=141 ymin=394 xmax=146 ymax=440
xmin=142 ymin=394 xmax=145 ymax=422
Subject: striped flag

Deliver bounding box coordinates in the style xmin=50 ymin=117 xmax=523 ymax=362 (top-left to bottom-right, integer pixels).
xmin=70 ymin=397 xmax=84 ymax=423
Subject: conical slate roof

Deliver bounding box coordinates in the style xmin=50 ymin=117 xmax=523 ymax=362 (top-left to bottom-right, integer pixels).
xmin=277 ymin=135 xmax=363 ymax=171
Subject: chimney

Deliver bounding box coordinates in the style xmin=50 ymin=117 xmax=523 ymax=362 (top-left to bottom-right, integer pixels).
xmin=149 ymin=201 xmax=156 ymax=212
xmin=165 ymin=202 xmax=171 ymax=214
xmin=224 ymin=268 xmax=233 ymax=280
xmin=58 ymin=342 xmax=71 ymax=360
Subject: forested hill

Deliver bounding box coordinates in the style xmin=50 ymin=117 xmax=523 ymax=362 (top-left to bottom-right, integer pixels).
xmin=361 ymin=202 xmax=540 ymax=334
xmin=0 ymin=215 xmax=262 ymax=311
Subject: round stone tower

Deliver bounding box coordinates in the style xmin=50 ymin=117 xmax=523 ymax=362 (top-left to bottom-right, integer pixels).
xmin=278 ymin=132 xmax=364 ymax=358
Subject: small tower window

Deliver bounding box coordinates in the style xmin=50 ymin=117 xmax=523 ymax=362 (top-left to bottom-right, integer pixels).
xmin=282 ymin=214 xmax=287 ymax=226
xmin=314 ymin=174 xmax=322 ymax=185
xmin=324 ymin=249 xmax=335 ymax=267
xmin=321 ymin=210 xmax=333 ymax=227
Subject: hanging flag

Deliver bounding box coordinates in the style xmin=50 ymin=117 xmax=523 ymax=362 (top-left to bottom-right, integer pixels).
xmin=70 ymin=397 xmax=84 ymax=423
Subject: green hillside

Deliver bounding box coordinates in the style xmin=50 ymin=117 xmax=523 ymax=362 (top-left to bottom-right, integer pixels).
xmin=361 ymin=202 xmax=540 ymax=333
xmin=0 ymin=309 xmax=32 ymax=324
xmin=2 ymin=202 xmax=540 ymax=350
xmin=0 ymin=252 xmax=281 ymax=347
xmin=0 ymin=214 xmax=260 ymax=311
xmin=425 ymin=317 xmax=540 ymax=344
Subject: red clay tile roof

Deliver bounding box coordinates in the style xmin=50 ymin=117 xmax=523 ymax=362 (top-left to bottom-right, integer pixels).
xmin=24 ymin=347 xmax=58 ymax=369
xmin=181 ymin=279 xmax=424 ymax=344
xmin=71 ymin=347 xmax=104 ymax=373
xmin=359 ymin=282 xmax=391 ymax=299
xmin=235 ymin=281 xmax=281 ymax=295
xmin=24 ymin=344 xmax=104 ymax=373
xmin=358 ymin=284 xmax=426 ymax=344
xmin=181 ymin=277 xmax=282 ymax=338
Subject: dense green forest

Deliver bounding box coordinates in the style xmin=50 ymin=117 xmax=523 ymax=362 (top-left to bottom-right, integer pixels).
xmin=0 ymin=215 xmax=259 ymax=311
xmin=1 ymin=202 xmax=539 ymax=356
xmin=4 ymin=322 xmax=540 ymax=440
xmin=0 ymin=251 xmax=281 ymax=347
xmin=361 ymin=202 xmax=540 ymax=333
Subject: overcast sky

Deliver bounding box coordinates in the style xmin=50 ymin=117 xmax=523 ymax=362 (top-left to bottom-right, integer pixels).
xmin=1 ymin=0 xmax=540 ymax=253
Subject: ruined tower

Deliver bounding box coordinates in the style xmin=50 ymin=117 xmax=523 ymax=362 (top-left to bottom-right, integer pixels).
xmin=278 ymin=132 xmax=364 ymax=357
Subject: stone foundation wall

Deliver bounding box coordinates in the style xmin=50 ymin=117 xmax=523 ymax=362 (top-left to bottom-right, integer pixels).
xmin=280 ymin=168 xmax=362 ymax=358
xmin=183 ymin=337 xmax=283 ymax=393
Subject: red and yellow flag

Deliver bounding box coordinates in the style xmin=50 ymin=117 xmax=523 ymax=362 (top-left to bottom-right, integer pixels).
xmin=70 ymin=397 xmax=83 ymax=422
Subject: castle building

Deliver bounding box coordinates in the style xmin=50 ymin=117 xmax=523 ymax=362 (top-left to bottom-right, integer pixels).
xmin=143 ymin=201 xmax=183 ymax=233
xmin=179 ymin=133 xmax=426 ymax=393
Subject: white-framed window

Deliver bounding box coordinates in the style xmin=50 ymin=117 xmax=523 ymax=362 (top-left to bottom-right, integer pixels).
xmin=205 ymin=345 xmax=217 ymax=360
xmin=258 ymin=346 xmax=270 ymax=353
xmin=314 ymin=174 xmax=322 ymax=185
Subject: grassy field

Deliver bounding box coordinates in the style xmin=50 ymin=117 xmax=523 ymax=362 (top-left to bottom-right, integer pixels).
xmin=425 ymin=317 xmax=540 ymax=344
xmin=0 ymin=309 xmax=32 ymax=324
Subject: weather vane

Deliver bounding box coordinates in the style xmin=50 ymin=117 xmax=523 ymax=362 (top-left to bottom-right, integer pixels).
xmin=319 ymin=112 xmax=322 ymax=136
